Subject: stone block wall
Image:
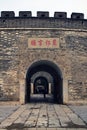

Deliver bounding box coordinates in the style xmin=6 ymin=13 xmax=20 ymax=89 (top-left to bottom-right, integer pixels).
xmin=0 ymin=13 xmax=87 ymax=104
xmin=0 ymin=30 xmax=19 ymax=101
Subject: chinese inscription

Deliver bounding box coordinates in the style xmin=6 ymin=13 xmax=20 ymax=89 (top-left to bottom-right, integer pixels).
xmin=28 ymin=38 xmax=59 ymax=48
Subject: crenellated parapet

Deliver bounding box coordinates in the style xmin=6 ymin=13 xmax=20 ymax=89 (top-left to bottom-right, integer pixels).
xmin=0 ymin=11 xmax=85 ymax=19
xmin=0 ymin=11 xmax=87 ymax=29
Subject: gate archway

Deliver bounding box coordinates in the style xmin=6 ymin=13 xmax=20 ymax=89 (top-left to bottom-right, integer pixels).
xmin=26 ymin=60 xmax=63 ymax=104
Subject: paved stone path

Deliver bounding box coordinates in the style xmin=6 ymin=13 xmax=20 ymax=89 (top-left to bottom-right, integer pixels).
xmin=0 ymin=103 xmax=87 ymax=130
xmin=69 ymin=105 xmax=87 ymax=124
xmin=0 ymin=105 xmax=19 ymax=123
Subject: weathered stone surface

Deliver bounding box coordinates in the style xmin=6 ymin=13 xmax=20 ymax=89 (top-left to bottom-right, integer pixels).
xmin=0 ymin=17 xmax=87 ymax=104
xmin=0 ymin=104 xmax=87 ymax=129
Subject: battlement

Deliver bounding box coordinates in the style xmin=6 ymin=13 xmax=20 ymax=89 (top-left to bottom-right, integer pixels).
xmin=0 ymin=11 xmax=87 ymax=30
xmin=0 ymin=11 xmax=86 ymax=19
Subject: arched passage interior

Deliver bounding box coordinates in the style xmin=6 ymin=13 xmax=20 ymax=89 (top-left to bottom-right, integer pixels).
xmin=26 ymin=60 xmax=63 ymax=104
xmin=31 ymin=71 xmax=53 ymax=94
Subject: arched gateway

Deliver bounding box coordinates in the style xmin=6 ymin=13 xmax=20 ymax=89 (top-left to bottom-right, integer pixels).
xmin=26 ymin=60 xmax=63 ymax=104
xmin=0 ymin=11 xmax=87 ymax=104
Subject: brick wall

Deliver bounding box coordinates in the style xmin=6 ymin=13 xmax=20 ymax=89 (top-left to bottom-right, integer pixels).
xmin=0 ymin=18 xmax=87 ymax=29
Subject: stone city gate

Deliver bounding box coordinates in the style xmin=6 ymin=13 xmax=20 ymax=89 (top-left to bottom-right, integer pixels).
xmin=0 ymin=11 xmax=87 ymax=104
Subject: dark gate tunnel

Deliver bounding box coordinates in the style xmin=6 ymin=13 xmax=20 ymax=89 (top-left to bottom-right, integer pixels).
xmin=26 ymin=60 xmax=63 ymax=104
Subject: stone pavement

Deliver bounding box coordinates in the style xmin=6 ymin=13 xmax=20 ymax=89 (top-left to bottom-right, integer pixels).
xmin=69 ymin=105 xmax=87 ymax=124
xmin=0 ymin=103 xmax=87 ymax=130
xmin=0 ymin=105 xmax=19 ymax=123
